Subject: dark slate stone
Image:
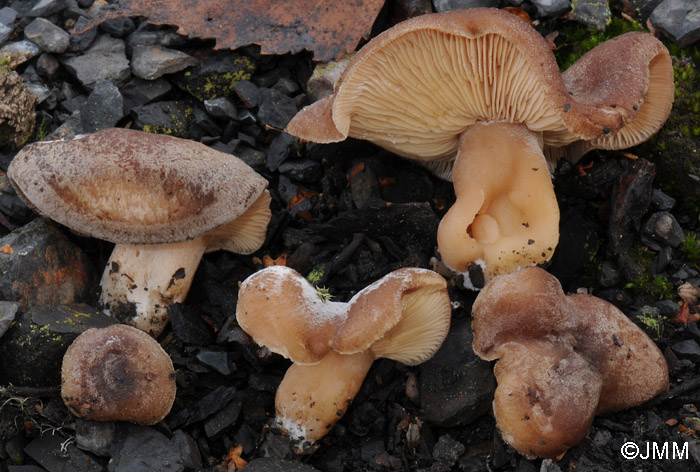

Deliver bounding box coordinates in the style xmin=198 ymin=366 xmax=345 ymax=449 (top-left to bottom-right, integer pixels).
xmin=108 ymin=425 xmax=184 ymax=472
xmin=0 ymin=22 xmax=12 ymax=45
xmin=257 ymin=87 xmax=298 ymax=130
xmin=24 ymin=17 xmax=70 ymax=54
xmin=531 ymin=0 xmax=572 ymax=17
xmin=203 ymin=397 xmax=242 ymax=437
xmin=100 ymin=17 xmax=136 ymax=38
xmin=651 ymin=246 xmax=674 ymax=275
xmin=195 ymin=348 xmax=233 ymax=375
xmin=671 ymin=339 xmax=700 ymax=360
xmin=36 ymin=52 xmax=60 ymax=78
xmin=234 ymin=79 xmax=261 ymax=108
xmin=641 ymin=211 xmax=685 ymax=250
xmin=0 ymin=303 xmax=114 ymax=387
xmin=132 ymin=100 xmax=195 ymax=138
xmin=78 ymin=79 xmax=125 ymax=133
xmin=75 ymin=419 xmax=116 ymax=457
xmin=0 ymin=7 xmax=18 ymax=26
xmin=651 ymin=188 xmax=676 ymax=210
xmin=69 ymin=16 xmax=97 ymax=52
xmin=27 ymin=0 xmax=69 ymax=17
xmin=119 ymin=77 xmax=171 ymax=110
xmin=204 ymin=97 xmax=237 ymax=120
xmin=237 ymin=146 xmax=267 ymax=172
xmin=125 ymin=25 xmax=187 ymax=53
xmin=571 ymin=0 xmax=612 ymax=30
xmin=170 ymin=430 xmax=202 ymax=471
xmin=432 ymin=434 xmax=466 ymax=468
xmin=168 ymin=303 xmax=216 ymax=345
xmin=62 ymin=35 xmax=130 ymax=89
xmin=244 ymin=457 xmax=321 ymax=471
xmin=0 ymin=301 xmax=20 ymax=339
xmin=608 ymin=159 xmax=655 ymax=255
xmin=599 ymin=260 xmax=620 ymax=287
xmin=650 ymin=0 xmax=700 ymax=47
xmin=420 ymin=317 xmax=495 ymax=427
xmin=266 ymin=132 xmax=296 ymax=171
xmin=433 ymin=0 xmax=498 ymax=12
xmin=0 ymin=40 xmax=42 ymax=62
xmin=172 ymin=50 xmax=255 ymax=101
xmin=185 ymin=386 xmax=237 ymax=426
xmin=279 ymin=160 xmax=323 ymax=183
xmin=131 ymin=45 xmax=198 ymax=80
xmin=626 ymin=0 xmax=663 ymax=21
xmin=24 ymin=433 xmax=102 ymax=472
xmin=0 ymin=219 xmax=96 ymax=310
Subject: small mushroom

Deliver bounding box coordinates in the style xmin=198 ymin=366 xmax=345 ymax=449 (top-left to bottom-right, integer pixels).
xmin=286 ymin=8 xmax=673 ymax=284
xmin=61 ymin=324 xmax=176 ymax=425
xmin=8 ymin=128 xmax=271 ymax=336
xmin=236 ymin=266 xmax=451 ymax=452
xmin=471 ymin=267 xmax=669 ymax=459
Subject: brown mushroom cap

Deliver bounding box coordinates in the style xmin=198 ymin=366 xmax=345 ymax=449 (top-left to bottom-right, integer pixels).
xmin=7 ymin=128 xmax=269 ymax=246
xmin=236 ymin=265 xmax=347 ymax=365
xmin=333 ymin=267 xmax=452 ymax=364
xmin=286 ymin=8 xmax=672 ymax=166
xmin=471 ymin=267 xmax=669 ymax=458
xmin=61 ymin=324 xmax=176 ymax=425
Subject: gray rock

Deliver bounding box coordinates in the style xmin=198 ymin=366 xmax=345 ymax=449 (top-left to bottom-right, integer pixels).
xmin=69 ymin=16 xmax=97 ymax=52
xmin=650 ymin=0 xmax=700 ymax=47
xmin=432 ymin=434 xmax=466 ymax=468
xmin=651 ymin=188 xmax=676 ymax=210
xmin=531 ymin=0 xmax=571 ymax=17
xmin=131 ymin=100 xmax=195 ymax=138
xmin=641 ymin=211 xmax=685 ymax=249
xmin=131 ymin=45 xmax=198 ymax=80
xmin=203 ymin=397 xmax=242 ymax=437
xmin=126 ymin=26 xmax=187 ymax=54
xmin=76 ymin=419 xmax=116 ymax=457
xmin=78 ymin=80 xmax=125 ymax=133
xmin=0 ymin=40 xmax=42 ymax=63
xmin=0 ymin=301 xmax=20 ymax=339
xmin=62 ymin=35 xmax=130 ymax=89
xmin=170 ymin=430 xmax=202 ymax=471
xmin=625 ymin=0 xmax=663 ymax=21
xmin=24 ymin=18 xmax=70 ymax=54
xmin=432 ymin=0 xmax=498 ymax=11
xmin=0 ymin=7 xmax=18 ymax=26
xmin=0 ymin=23 xmax=12 ymax=46
xmin=671 ymin=339 xmax=700 ymax=360
xmin=234 ymin=79 xmax=261 ymax=107
xmin=571 ymin=0 xmax=611 ymax=30
xmin=24 ymin=434 xmax=102 ymax=472
xmin=101 ymin=17 xmax=136 ymax=38
xmin=257 ymin=87 xmax=298 ymax=130
xmin=204 ymin=97 xmax=237 ymax=120
xmin=419 ymin=317 xmax=496 ymax=427
xmin=108 ymin=425 xmax=184 ymax=472
xmin=27 ymin=0 xmax=69 ymax=17
xmin=120 ymin=77 xmax=172 ymax=110
xmin=37 ymin=53 xmax=60 ymax=78
xmin=25 ymin=83 xmax=51 ymax=103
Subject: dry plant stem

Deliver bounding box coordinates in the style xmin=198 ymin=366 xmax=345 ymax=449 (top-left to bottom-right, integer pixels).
xmin=276 ymin=350 xmax=375 ymax=451
xmin=437 ymin=122 xmax=559 ymax=282
xmin=100 ymin=238 xmax=208 ymax=336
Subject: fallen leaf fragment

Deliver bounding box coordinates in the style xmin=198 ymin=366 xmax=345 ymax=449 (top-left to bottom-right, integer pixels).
xmin=74 ymin=0 xmax=385 ymax=61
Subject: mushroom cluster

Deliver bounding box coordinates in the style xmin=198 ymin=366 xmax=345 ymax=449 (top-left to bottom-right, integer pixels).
xmin=61 ymin=324 xmax=176 ymax=425
xmin=286 ymin=8 xmax=673 ymax=285
xmin=236 ymin=265 xmax=452 ymax=451
xmin=471 ymin=267 xmax=669 ymax=459
xmin=8 ymin=128 xmax=271 ymax=337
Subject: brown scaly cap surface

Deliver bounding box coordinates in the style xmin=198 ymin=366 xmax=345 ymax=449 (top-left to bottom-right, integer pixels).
xmin=471 ymin=267 xmax=669 ymax=459
xmin=286 ymin=8 xmax=672 ymax=165
xmin=61 ymin=324 xmax=176 ymax=425
xmin=7 ymin=128 xmax=269 ymax=245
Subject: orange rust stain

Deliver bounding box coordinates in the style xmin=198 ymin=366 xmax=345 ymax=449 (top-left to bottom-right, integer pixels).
xmin=348 ymin=162 xmax=365 ymax=183
xmin=263 ymin=253 xmax=287 ymax=267
xmin=0 ymin=244 xmax=12 ymax=254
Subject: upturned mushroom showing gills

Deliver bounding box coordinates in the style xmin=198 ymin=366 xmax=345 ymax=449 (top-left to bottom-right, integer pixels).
xmin=285 ymin=8 xmax=673 ymax=285
xmin=61 ymin=324 xmax=176 ymax=425
xmin=471 ymin=267 xmax=669 ymax=459
xmin=8 ymin=128 xmax=271 ymax=337
xmin=236 ymin=266 xmax=451 ymax=452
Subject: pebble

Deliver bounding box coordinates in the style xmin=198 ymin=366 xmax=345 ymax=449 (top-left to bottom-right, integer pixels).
xmin=256 ymin=87 xmax=299 ymax=130
xmin=0 ymin=301 xmax=19 ymax=339
xmin=68 ymin=15 xmax=97 ymax=52
xmin=130 ymin=45 xmax=198 ymax=80
xmin=419 ymin=317 xmax=496 ymax=427
xmin=27 ymin=0 xmax=70 ymax=18
xmin=24 ymin=433 xmax=103 ymax=472
xmin=571 ymin=0 xmax=612 ymax=30
xmin=75 ymin=419 xmax=117 ymax=457
xmin=432 ymin=0 xmax=499 ymax=12
xmin=641 ymin=210 xmax=685 ymax=249
xmin=531 ymin=0 xmax=572 ymax=17
xmin=24 ymin=17 xmax=70 ymax=54
xmin=0 ymin=39 xmax=42 ymax=62
xmin=650 ymin=0 xmax=700 ymax=46
xmin=204 ymin=97 xmax=237 ymax=120
xmin=131 ymin=99 xmax=195 ymax=138
xmin=108 ymin=425 xmax=186 ymax=472
xmin=0 ymin=23 xmax=13 ymax=45
xmin=62 ymin=34 xmax=131 ymax=89
xmin=78 ymin=79 xmax=125 ymax=133
xmin=120 ymin=76 xmax=172 ymax=110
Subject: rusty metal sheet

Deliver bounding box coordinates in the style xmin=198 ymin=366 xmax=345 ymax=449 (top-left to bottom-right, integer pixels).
xmin=77 ymin=0 xmax=385 ymax=62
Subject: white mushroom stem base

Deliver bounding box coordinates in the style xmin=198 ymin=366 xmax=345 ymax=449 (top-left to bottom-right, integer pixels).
xmin=275 ymin=349 xmax=375 ymax=452
xmin=99 ymin=238 xmax=208 ymax=336
xmin=437 ymin=122 xmax=560 ymax=284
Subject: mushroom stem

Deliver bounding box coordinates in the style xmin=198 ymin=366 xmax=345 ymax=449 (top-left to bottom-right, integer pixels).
xmin=99 ymin=238 xmax=208 ymax=336
xmin=275 ymin=349 xmax=375 ymax=452
xmin=437 ymin=122 xmax=559 ymax=284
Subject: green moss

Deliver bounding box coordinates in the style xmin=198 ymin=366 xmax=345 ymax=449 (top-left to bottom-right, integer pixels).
xmin=306 ymin=267 xmax=324 ymax=286
xmin=636 ymin=307 xmax=665 ymax=339
xmin=555 ymin=15 xmax=643 ymax=70
xmin=681 ymin=232 xmax=700 ymax=269
xmin=315 ymin=286 xmax=333 ymax=302
xmin=623 ymin=246 xmax=675 ymax=301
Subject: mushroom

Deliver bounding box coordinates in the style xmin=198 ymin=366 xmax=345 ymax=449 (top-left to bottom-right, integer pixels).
xmin=471 ymin=267 xmax=669 ymax=459
xmin=236 ymin=266 xmax=451 ymax=452
xmin=8 ymin=128 xmax=271 ymax=337
xmin=285 ymin=8 xmax=673 ymax=284
xmin=61 ymin=323 xmax=176 ymax=425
